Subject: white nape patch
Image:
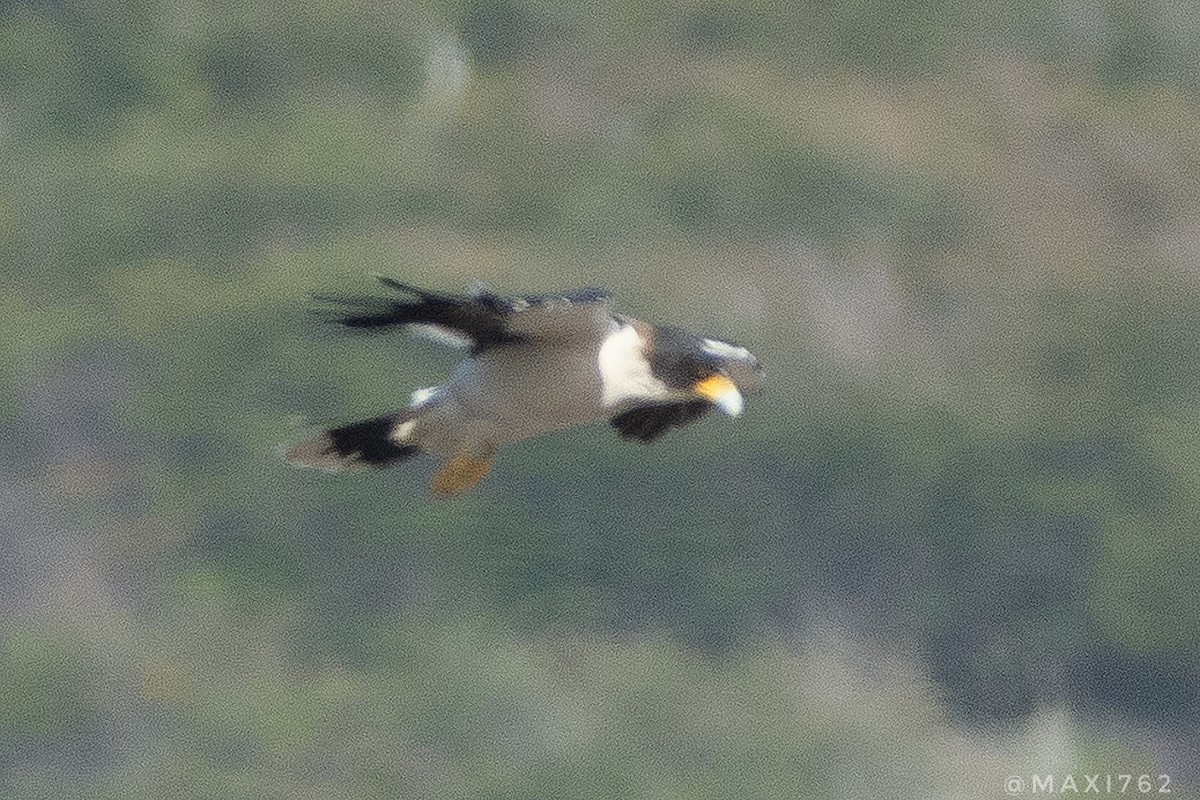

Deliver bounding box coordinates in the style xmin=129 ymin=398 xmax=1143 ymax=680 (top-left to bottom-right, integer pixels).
xmin=702 ymin=338 xmax=752 ymax=362
xmin=407 ymin=324 xmax=473 ymax=349
xmin=409 ymin=386 xmax=442 ymax=408
xmin=598 ymin=324 xmax=672 ymax=407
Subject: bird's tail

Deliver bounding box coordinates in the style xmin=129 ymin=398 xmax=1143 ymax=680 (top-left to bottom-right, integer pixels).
xmin=285 ymin=411 xmax=421 ymax=471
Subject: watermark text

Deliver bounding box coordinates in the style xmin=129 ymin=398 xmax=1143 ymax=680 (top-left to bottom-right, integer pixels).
xmin=1004 ymin=774 xmax=1171 ymax=794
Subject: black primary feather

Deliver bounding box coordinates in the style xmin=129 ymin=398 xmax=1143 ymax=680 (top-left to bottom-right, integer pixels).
xmin=316 ymin=279 xmax=519 ymax=352
xmin=316 ymin=279 xmax=612 ymax=353
xmin=609 ymin=400 xmax=713 ymax=443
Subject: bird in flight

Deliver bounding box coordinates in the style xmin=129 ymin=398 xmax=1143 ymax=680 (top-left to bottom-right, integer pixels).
xmin=287 ymin=278 xmax=764 ymax=496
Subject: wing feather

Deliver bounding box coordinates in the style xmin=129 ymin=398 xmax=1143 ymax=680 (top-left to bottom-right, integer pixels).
xmin=609 ymin=400 xmax=713 ymax=443
xmin=316 ymin=279 xmax=613 ymax=352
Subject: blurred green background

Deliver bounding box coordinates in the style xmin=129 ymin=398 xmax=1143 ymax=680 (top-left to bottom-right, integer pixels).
xmin=3 ymin=0 xmax=1200 ymax=797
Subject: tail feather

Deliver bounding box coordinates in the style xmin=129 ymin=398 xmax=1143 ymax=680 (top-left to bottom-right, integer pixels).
xmin=287 ymin=412 xmax=420 ymax=471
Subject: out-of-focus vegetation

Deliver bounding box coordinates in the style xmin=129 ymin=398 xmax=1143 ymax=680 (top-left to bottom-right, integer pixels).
xmin=3 ymin=0 xmax=1200 ymax=797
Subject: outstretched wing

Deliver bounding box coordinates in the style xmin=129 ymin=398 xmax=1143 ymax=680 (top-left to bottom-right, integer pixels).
xmin=318 ymin=278 xmax=615 ymax=352
xmin=609 ymin=399 xmax=713 ymax=443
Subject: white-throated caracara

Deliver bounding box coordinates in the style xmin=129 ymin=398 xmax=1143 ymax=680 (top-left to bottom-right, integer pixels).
xmin=287 ymin=279 xmax=764 ymax=495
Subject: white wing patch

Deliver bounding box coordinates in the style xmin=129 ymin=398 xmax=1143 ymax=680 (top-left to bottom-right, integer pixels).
xmin=407 ymin=323 xmax=474 ymax=349
xmin=393 ymin=419 xmax=417 ymax=441
xmin=702 ymin=338 xmax=752 ymax=362
xmin=409 ymin=386 xmax=443 ymax=408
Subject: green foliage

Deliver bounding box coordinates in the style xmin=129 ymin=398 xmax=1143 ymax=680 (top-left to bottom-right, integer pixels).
xmin=0 ymin=632 xmax=105 ymax=770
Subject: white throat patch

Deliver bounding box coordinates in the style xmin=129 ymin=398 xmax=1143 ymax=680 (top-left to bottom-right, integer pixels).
xmin=598 ymin=324 xmax=671 ymax=408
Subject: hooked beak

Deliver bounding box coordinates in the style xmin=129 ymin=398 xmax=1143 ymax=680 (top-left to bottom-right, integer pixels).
xmin=693 ymin=374 xmax=744 ymax=417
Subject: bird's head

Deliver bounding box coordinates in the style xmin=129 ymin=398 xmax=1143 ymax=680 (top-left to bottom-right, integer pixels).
xmin=648 ymin=328 xmax=765 ymax=416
